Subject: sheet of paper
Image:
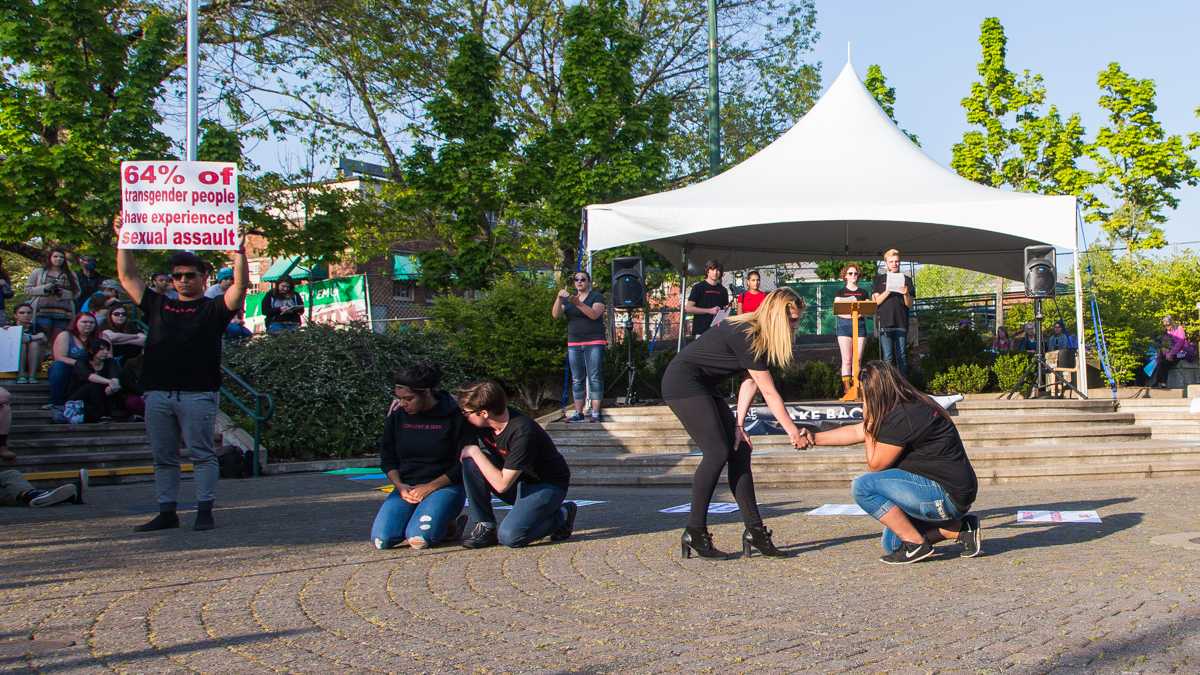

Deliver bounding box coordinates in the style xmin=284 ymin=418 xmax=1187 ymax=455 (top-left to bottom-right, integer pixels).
xmin=886 ymin=272 xmax=906 ymax=293
xmin=1016 ymin=510 xmax=1102 ymax=524
xmin=659 ymin=502 xmax=739 ymax=514
xmin=0 ymin=327 xmax=21 ymax=373
xmin=713 ymin=308 xmax=730 ymax=325
xmin=807 ymin=504 xmax=868 ymax=516
xmin=498 ymin=499 xmax=606 ymax=510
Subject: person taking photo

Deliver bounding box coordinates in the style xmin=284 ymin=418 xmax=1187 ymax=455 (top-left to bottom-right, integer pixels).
xmin=551 ymin=270 xmax=607 ymax=423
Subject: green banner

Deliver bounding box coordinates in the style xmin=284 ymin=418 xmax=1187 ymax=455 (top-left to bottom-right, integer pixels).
xmin=245 ymin=274 xmax=368 ymax=332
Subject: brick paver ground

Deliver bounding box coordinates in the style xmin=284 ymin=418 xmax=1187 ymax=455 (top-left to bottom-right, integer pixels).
xmin=0 ymin=473 xmax=1197 ymax=673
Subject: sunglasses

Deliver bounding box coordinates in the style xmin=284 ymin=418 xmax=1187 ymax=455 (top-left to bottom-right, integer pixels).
xmin=573 ymin=276 xmax=589 ymax=282
xmin=171 ymin=271 xmax=200 ymax=280
xmin=110 ymin=311 xmax=126 ymax=317
xmin=846 ymin=271 xmax=859 ymax=276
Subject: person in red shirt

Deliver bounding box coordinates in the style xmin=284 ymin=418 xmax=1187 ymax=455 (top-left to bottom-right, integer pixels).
xmin=734 ymin=270 xmax=767 ymax=315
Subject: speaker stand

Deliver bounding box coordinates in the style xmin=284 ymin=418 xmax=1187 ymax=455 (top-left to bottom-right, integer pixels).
xmin=1003 ymin=299 xmax=1087 ymax=400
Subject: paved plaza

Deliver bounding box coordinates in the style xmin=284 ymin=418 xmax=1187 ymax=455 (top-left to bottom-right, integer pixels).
xmin=0 ymin=473 xmax=1197 ymax=673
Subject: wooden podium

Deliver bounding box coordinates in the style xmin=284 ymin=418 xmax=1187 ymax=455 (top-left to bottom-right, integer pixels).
xmin=833 ymin=299 xmax=877 ymax=401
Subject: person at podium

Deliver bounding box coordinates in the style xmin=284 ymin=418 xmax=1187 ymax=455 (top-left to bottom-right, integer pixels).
xmin=834 ymin=263 xmax=870 ymax=397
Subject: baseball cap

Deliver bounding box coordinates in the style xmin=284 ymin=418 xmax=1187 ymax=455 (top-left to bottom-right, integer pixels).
xmin=216 ymin=268 xmax=234 ymax=281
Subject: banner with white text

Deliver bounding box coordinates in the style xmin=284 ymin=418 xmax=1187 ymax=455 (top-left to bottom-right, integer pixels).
xmin=243 ymin=275 xmax=368 ymax=333
xmin=119 ymin=161 xmax=239 ymax=250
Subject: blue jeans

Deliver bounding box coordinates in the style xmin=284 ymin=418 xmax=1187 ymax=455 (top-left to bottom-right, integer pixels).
xmin=48 ymin=361 xmax=73 ymax=406
xmin=567 ymin=344 xmax=604 ymax=402
xmin=267 ymin=322 xmax=300 ymax=335
xmin=852 ymin=468 xmax=966 ymax=553
xmin=369 ymin=484 xmax=466 ymax=549
xmin=462 ymin=458 xmax=567 ymax=547
xmin=879 ymin=328 xmax=908 ymax=375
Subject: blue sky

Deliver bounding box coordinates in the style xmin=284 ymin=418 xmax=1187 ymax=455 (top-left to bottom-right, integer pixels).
xmin=809 ymin=1 xmax=1200 ymax=249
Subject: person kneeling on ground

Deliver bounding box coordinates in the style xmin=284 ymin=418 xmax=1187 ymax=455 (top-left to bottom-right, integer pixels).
xmin=456 ymin=380 xmax=577 ymax=549
xmin=370 ymin=363 xmax=471 ymax=550
xmin=811 ymin=360 xmax=981 ymax=565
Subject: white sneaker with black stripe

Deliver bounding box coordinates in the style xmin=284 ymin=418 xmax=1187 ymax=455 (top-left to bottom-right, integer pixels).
xmin=879 ymin=540 xmax=934 ymax=565
xmin=28 ymin=484 xmax=77 ymax=508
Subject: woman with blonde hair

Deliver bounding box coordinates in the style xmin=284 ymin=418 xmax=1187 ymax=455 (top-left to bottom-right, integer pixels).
xmin=810 ymin=360 xmax=980 ymax=564
xmin=663 ymin=287 xmax=812 ymax=559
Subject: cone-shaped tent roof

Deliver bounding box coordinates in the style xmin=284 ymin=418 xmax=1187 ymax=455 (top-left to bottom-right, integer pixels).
xmin=584 ymin=62 xmax=1077 ymax=279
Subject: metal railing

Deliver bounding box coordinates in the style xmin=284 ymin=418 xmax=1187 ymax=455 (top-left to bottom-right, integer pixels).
xmin=220 ymin=365 xmax=274 ymax=476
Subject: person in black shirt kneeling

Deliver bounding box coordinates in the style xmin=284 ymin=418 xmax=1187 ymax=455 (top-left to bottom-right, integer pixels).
xmin=370 ymin=363 xmax=471 ymax=550
xmin=811 ymin=361 xmax=981 ymax=564
xmin=456 ymin=380 xmax=576 ymax=549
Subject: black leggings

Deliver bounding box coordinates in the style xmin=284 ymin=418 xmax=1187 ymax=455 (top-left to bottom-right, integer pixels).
xmin=667 ymin=394 xmax=763 ymax=530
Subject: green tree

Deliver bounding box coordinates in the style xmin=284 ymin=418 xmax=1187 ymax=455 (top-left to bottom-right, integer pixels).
xmin=402 ymin=33 xmax=515 ymax=291
xmin=864 ymin=64 xmax=918 ymax=145
xmin=0 ymin=0 xmax=178 ymax=254
xmin=814 ymin=259 xmax=877 ymax=281
xmin=914 ymin=265 xmax=995 ymax=297
xmin=514 ymin=0 xmax=670 ymax=271
xmin=1085 ymin=63 xmax=1200 ymax=256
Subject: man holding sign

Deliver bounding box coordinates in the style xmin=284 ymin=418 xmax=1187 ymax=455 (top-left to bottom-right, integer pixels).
xmin=116 ymin=220 xmax=248 ymax=533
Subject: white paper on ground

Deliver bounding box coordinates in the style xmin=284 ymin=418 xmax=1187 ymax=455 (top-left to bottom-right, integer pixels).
xmin=496 ymin=499 xmax=606 ymax=511
xmin=932 ymin=394 xmax=964 ymax=410
xmin=659 ymin=502 xmax=739 ymax=514
xmin=807 ymin=504 xmax=868 ymax=516
xmin=1190 ymin=398 xmax=1200 ymax=414
xmin=1017 ymin=510 xmax=1102 ymax=524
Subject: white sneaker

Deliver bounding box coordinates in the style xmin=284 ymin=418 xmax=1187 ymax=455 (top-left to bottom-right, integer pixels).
xmin=29 ymin=484 xmax=77 ymax=507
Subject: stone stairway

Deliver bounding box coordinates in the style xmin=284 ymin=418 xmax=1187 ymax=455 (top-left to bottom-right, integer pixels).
xmin=546 ymin=398 xmax=1200 ymax=487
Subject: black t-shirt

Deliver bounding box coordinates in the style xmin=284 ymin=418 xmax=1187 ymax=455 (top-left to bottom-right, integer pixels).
xmin=478 ymin=410 xmax=571 ymax=488
xmin=379 ymin=391 xmax=473 ymax=485
xmin=834 ymin=286 xmax=869 ymax=316
xmin=662 ymin=321 xmax=768 ymax=399
xmin=71 ymin=358 xmax=121 ymax=391
xmin=688 ymin=281 xmax=729 ymax=336
xmin=563 ymin=290 xmax=606 ymax=343
xmin=138 ymin=290 xmax=236 ymax=392
xmin=872 ymin=273 xmax=915 ymax=330
xmin=874 ymin=401 xmax=977 ymax=509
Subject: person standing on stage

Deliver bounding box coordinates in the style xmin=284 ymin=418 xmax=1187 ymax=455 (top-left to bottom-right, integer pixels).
xmin=551 ymin=270 xmax=606 ymax=423
xmin=663 ymin=288 xmax=813 ymax=559
xmin=834 ymin=263 xmax=870 ymax=397
xmin=871 ymin=249 xmax=915 ymax=376
xmin=685 ymin=260 xmax=729 ymax=338
xmin=810 ymin=360 xmax=980 ymax=564
xmin=734 ymin=270 xmax=767 ymax=315
xmin=117 ymin=238 xmax=248 ymax=532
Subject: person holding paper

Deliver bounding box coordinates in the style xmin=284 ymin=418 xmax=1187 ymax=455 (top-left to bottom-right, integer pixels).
xmin=116 ymin=234 xmax=248 ymax=532
xmin=262 ymin=276 xmax=305 ymax=334
xmin=810 ymin=360 xmax=981 ymax=564
xmin=664 ymin=288 xmax=813 ymax=559
xmin=685 ymin=260 xmax=729 ymax=338
xmin=834 ymin=263 xmax=870 ymax=397
xmin=871 ymin=249 xmax=915 ymax=377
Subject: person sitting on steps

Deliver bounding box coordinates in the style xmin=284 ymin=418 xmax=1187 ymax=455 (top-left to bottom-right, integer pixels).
xmin=13 ymin=303 xmax=48 ymax=384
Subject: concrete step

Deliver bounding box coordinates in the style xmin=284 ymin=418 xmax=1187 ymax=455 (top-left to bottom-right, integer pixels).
xmin=1124 ymin=410 xmax=1200 ymax=421
xmin=955 ymin=399 xmax=1117 ymax=413
xmin=8 ymin=449 xmax=155 ymax=474
xmin=1116 ymin=398 xmax=1194 ymax=409
xmin=10 ymin=421 xmax=146 ymax=438
xmin=8 ymin=435 xmax=150 ymax=453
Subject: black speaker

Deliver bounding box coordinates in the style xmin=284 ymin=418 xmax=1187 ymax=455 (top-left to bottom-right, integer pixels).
xmin=1024 ymin=245 xmax=1057 ymax=298
xmin=611 ymin=256 xmax=645 ymax=308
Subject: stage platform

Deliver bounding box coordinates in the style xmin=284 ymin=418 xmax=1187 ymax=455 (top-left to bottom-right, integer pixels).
xmin=545 ymin=397 xmax=1200 ymax=487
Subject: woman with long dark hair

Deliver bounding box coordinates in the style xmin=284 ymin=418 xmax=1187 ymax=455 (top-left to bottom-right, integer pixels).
xmin=25 ymin=248 xmax=79 ymax=343
xmin=663 ymin=288 xmax=812 ymax=559
xmin=811 ymin=360 xmax=981 ymax=564
xmin=48 ymin=313 xmax=98 ymax=407
xmin=262 ymin=276 xmax=304 ymax=334
xmin=100 ymin=304 xmax=146 ymax=362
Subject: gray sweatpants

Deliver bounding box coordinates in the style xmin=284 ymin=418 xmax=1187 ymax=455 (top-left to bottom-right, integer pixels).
xmin=0 ymin=470 xmax=33 ymax=506
xmin=145 ymin=390 xmax=220 ymax=507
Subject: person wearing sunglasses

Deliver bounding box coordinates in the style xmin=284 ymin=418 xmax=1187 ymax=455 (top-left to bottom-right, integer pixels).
xmin=551 ymin=270 xmax=607 ymax=423
xmin=834 ymin=263 xmax=871 ymax=398
xmin=116 ymin=232 xmax=249 ymax=533
xmin=663 ymin=288 xmax=813 ymax=559
xmin=100 ymin=304 xmax=146 ymax=363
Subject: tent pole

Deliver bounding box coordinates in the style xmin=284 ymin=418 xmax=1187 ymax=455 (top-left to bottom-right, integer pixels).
xmin=677 ymin=247 xmax=688 ymax=351
xmin=1073 ymin=245 xmax=1088 ymax=397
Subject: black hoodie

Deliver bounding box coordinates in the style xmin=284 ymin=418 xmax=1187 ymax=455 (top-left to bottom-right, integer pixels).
xmin=379 ymin=391 xmax=473 ymax=485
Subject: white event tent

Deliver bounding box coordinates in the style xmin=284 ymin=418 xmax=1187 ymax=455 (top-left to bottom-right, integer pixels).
xmin=584 ymin=61 xmax=1088 ymax=394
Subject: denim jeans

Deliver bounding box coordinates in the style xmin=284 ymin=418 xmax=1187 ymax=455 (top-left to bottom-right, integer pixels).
xmin=48 ymin=361 xmax=74 ymax=406
xmin=369 ymin=484 xmax=466 ymax=549
xmin=567 ymin=344 xmax=604 ymax=402
xmin=267 ymin=322 xmax=300 ymax=335
xmin=144 ymin=390 xmax=220 ymax=507
xmin=879 ymin=328 xmax=908 ymax=376
xmin=851 ymin=468 xmax=966 ymax=553
xmin=462 ymin=458 xmax=567 ymax=547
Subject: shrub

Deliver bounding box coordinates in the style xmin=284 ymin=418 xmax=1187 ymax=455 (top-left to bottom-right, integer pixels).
xmin=776 ymin=359 xmax=842 ymax=400
xmin=429 ymin=275 xmax=566 ymax=410
xmin=223 ymin=322 xmax=473 ymax=461
xmin=992 ymin=352 xmax=1032 ymax=392
xmin=927 ymin=363 xmax=991 ymax=394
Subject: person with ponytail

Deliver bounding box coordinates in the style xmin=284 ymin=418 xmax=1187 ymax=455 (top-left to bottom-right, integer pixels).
xmin=811 ymin=361 xmax=981 ymax=564
xmin=663 ymin=287 xmax=813 ymax=559
xmin=370 ymin=363 xmax=472 ymax=550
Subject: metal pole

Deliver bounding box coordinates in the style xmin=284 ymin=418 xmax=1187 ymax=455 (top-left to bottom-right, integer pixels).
xmin=706 ymin=0 xmax=720 ymax=177
xmin=186 ymin=0 xmax=199 ymax=161
xmin=677 ymin=248 xmax=688 ymax=351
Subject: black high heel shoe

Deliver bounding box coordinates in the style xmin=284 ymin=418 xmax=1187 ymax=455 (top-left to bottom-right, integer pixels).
xmin=681 ymin=527 xmax=732 ymax=559
xmin=742 ymin=525 xmax=786 ymax=558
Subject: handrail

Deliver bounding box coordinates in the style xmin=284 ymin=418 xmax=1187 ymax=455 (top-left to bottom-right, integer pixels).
xmin=220 ymin=364 xmax=274 ymax=476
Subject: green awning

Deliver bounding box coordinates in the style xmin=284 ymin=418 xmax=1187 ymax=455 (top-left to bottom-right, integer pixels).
xmin=392 ymin=253 xmax=421 ymax=280
xmin=262 ymin=256 xmax=327 ymax=282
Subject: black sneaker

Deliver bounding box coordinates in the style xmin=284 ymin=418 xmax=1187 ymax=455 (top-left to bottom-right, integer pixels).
xmin=446 ymin=513 xmax=468 ymax=542
xmin=28 ymin=484 xmax=77 ymax=507
xmin=551 ymin=501 xmax=578 ymax=541
xmin=462 ymin=522 xmax=498 ymax=549
xmin=880 ymin=541 xmax=934 ymax=565
xmin=134 ymin=511 xmax=180 ymax=532
xmin=957 ymin=514 xmax=982 ymax=558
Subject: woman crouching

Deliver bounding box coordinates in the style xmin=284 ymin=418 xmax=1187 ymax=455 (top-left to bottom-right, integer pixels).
xmin=812 ymin=360 xmax=981 ymax=564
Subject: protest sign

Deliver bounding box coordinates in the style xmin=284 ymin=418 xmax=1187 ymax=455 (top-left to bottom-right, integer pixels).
xmin=119 ymin=161 xmax=238 ymax=250
xmin=0 ymin=327 xmax=21 ymax=373
xmin=243 ymin=274 xmax=368 ymax=333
